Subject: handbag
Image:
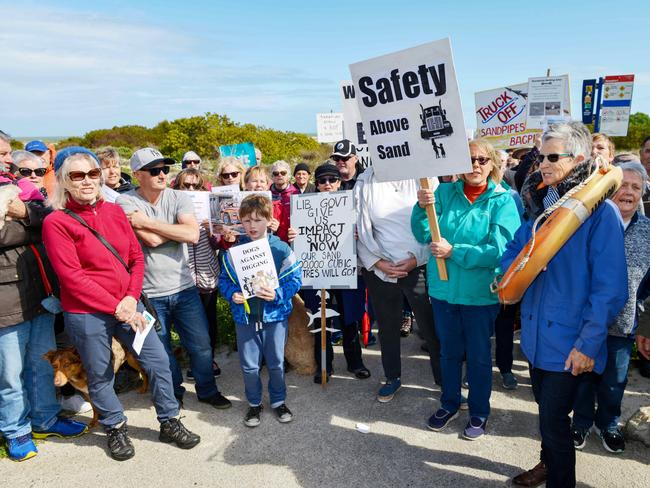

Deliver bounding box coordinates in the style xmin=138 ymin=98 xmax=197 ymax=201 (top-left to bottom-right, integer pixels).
xmin=63 ymin=208 xmax=161 ymax=331
xmin=30 ymin=243 xmax=63 ymax=314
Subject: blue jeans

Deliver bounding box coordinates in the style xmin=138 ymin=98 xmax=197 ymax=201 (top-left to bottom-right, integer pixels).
xmin=65 ymin=310 xmax=179 ymax=428
xmin=431 ymin=298 xmax=499 ymax=418
xmin=572 ymin=335 xmax=634 ymax=432
xmin=0 ymin=313 xmax=60 ymax=439
xmin=151 ymin=286 xmax=218 ymax=400
xmin=236 ymin=320 xmax=288 ymax=408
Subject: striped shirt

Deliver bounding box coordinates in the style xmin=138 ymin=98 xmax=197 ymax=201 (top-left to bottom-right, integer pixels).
xmin=187 ymin=228 xmax=220 ymax=291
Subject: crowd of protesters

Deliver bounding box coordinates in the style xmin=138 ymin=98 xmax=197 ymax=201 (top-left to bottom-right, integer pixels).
xmin=0 ymin=125 xmax=649 ymax=488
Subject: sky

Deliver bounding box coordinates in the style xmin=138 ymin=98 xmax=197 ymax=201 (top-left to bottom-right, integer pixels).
xmin=2 ymin=0 xmax=649 ymax=137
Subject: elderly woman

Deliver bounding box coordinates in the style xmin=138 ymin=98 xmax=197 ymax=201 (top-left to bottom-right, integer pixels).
xmin=503 ymin=122 xmax=627 ymax=488
xmin=42 ymin=147 xmax=200 ymax=461
xmin=270 ymin=160 xmax=299 ymax=242
xmin=571 ymin=161 xmax=650 ymax=454
xmin=12 ymin=150 xmax=48 ymax=198
xmin=412 ymin=138 xmax=520 ymax=440
xmin=216 ymin=156 xmax=246 ymax=190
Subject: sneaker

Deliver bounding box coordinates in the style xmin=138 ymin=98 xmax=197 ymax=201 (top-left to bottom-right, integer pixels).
xmin=463 ymin=416 xmax=488 ymax=440
xmin=460 ymin=394 xmax=469 ymax=410
xmin=32 ymin=417 xmax=87 ymax=439
xmin=186 ymin=369 xmax=195 ymax=381
xmin=377 ymin=378 xmax=402 ymax=403
xmin=159 ymin=418 xmax=200 ymax=449
xmin=595 ymin=427 xmax=625 ymax=454
xmin=501 ymin=372 xmax=518 ymax=390
xmin=7 ymin=434 xmax=38 ymax=461
xmin=106 ymin=422 xmax=134 ymax=461
xmin=330 ymin=331 xmax=343 ymax=346
xmin=244 ymin=405 xmax=263 ymax=428
xmin=427 ymin=408 xmax=458 ymax=431
xmin=400 ymin=316 xmax=412 ymax=337
xmin=60 ymin=394 xmax=92 ymax=414
xmin=572 ymin=426 xmax=590 ymax=450
xmin=274 ymin=404 xmax=294 ymax=423
xmin=198 ymin=392 xmax=232 ymax=409
xmin=347 ymin=366 xmax=371 ymax=379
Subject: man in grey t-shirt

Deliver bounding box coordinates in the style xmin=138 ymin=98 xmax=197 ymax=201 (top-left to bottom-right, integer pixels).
xmin=117 ymin=148 xmax=231 ymax=410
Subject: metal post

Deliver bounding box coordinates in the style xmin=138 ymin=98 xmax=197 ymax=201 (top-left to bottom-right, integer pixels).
xmin=594 ymin=77 xmax=604 ymax=133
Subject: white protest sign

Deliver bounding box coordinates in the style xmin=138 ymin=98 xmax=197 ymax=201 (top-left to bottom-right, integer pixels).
xmin=290 ymin=191 xmax=357 ymax=289
xmin=229 ymin=238 xmax=279 ymax=300
xmin=316 ymin=113 xmax=344 ymax=143
xmin=182 ymin=191 xmax=211 ymax=223
xmin=349 ymin=38 xmax=471 ymax=182
xmin=600 ymin=74 xmax=634 ymax=136
xmin=526 ymin=75 xmax=571 ymax=130
xmin=474 ymin=83 xmax=540 ymax=149
xmin=340 ymin=80 xmax=372 ymax=168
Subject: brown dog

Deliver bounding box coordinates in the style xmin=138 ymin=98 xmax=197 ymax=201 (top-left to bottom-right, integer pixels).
xmin=285 ymin=294 xmax=317 ymax=375
xmin=43 ymin=338 xmax=148 ymax=429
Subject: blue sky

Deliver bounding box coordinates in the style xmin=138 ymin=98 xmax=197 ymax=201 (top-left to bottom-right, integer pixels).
xmin=2 ymin=0 xmax=648 ymax=137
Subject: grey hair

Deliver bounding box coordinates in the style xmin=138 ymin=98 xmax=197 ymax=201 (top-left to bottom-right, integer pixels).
xmin=95 ymin=147 xmax=121 ymax=166
xmin=0 ymin=130 xmax=11 ymax=144
xmin=612 ymin=153 xmax=639 ymax=165
xmin=271 ymin=160 xmax=290 ymax=173
xmin=11 ymin=150 xmax=44 ymax=167
xmin=542 ymin=121 xmax=592 ymax=160
xmin=51 ymin=153 xmax=103 ymax=210
xmin=618 ymin=161 xmax=648 ymax=188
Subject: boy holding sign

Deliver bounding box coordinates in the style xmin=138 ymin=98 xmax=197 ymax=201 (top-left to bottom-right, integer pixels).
xmin=219 ymin=195 xmax=302 ymax=428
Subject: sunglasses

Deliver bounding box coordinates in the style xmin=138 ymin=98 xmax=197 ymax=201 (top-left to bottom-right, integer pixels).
xmin=317 ymin=177 xmax=340 ymax=185
xmin=220 ymin=171 xmax=240 ymax=179
xmin=142 ymin=166 xmax=171 ymax=177
xmin=470 ymin=156 xmax=491 ymax=166
xmin=184 ymin=160 xmax=200 ymax=165
xmin=535 ymin=153 xmax=574 ymax=164
xmin=332 ymin=155 xmax=352 ymax=163
xmin=18 ymin=167 xmax=47 ymax=177
xmin=272 ymin=171 xmax=288 ymax=177
xmin=68 ymin=168 xmax=102 ymax=182
xmin=180 ymin=183 xmax=199 ymax=190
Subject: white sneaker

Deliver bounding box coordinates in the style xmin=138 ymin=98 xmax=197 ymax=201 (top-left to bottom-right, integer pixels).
xmin=60 ymin=394 xmax=92 ymax=414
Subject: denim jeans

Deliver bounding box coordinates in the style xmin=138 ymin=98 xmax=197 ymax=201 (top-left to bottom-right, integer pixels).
xmin=236 ymin=320 xmax=288 ymax=408
xmin=0 ymin=313 xmax=60 ymax=439
xmin=431 ymin=298 xmax=499 ymax=418
xmin=572 ymin=335 xmax=635 ymax=432
xmin=150 ymin=286 xmax=219 ymax=400
xmin=531 ymin=367 xmax=586 ymax=488
xmin=65 ymin=310 xmax=179 ymax=428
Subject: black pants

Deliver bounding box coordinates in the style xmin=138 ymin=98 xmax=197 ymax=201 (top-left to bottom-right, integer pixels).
xmin=363 ymin=266 xmax=441 ymax=384
xmin=200 ymin=290 xmax=218 ymax=353
xmin=531 ymin=367 xmax=587 ymax=488
xmin=313 ymin=320 xmax=364 ymax=373
xmin=494 ymin=304 xmax=517 ymax=374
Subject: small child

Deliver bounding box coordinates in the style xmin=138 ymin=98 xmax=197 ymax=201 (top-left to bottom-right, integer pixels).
xmin=219 ymin=194 xmax=302 ymax=427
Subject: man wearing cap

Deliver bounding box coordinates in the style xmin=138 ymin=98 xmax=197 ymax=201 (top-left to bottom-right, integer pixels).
xmin=292 ymin=163 xmax=315 ymax=194
xmin=116 ymin=148 xmax=231 ymax=410
xmin=331 ymin=139 xmax=364 ymax=191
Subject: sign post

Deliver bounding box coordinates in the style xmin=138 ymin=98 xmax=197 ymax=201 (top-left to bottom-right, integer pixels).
xmin=597 ymin=75 xmax=635 ymax=136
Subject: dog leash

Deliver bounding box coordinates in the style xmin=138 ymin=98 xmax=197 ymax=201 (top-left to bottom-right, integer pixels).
xmin=30 ymin=244 xmax=53 ymax=295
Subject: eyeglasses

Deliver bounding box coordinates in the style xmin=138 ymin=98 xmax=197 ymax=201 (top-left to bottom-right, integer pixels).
xmin=535 ymin=153 xmax=574 ymax=164
xmin=220 ymin=171 xmax=240 ymax=179
xmin=18 ymin=167 xmax=47 ymax=177
xmin=184 ymin=160 xmax=200 ymax=165
xmin=68 ymin=168 xmax=102 ymax=182
xmin=317 ymin=177 xmax=340 ymax=185
xmin=470 ymin=156 xmax=491 ymax=166
xmin=142 ymin=166 xmax=171 ymax=177
xmin=332 ymin=155 xmax=352 ymax=163
xmin=180 ymin=183 xmax=198 ymax=190
xmin=272 ymin=171 xmax=288 ymax=177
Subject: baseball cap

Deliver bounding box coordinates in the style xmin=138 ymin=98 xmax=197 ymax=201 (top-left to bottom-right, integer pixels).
xmin=130 ymin=147 xmax=176 ymax=172
xmin=54 ymin=146 xmax=100 ymax=173
xmin=331 ymin=139 xmax=356 ymax=158
xmin=25 ymin=140 xmax=49 ymax=153
xmin=314 ymin=163 xmax=340 ymax=181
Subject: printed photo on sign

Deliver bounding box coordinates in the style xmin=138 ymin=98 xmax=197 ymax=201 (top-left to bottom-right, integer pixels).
xmin=210 ymin=190 xmax=272 ymax=236
xmin=340 ymin=80 xmax=372 ymax=168
xmin=526 ymin=75 xmax=571 ymax=130
xmin=349 ymin=38 xmax=471 ymax=182
xmin=229 ymin=239 xmax=279 ymax=300
xmin=291 ymin=191 xmax=357 ymax=289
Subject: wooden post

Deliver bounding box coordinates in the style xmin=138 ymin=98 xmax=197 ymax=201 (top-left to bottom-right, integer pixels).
xmin=320 ymin=289 xmax=327 ymax=388
xmin=419 ymin=178 xmax=448 ymax=281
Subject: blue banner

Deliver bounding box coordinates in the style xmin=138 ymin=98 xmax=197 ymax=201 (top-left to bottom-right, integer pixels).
xmin=219 ymin=142 xmax=257 ymax=167
xmin=581 ymin=79 xmax=597 ymax=124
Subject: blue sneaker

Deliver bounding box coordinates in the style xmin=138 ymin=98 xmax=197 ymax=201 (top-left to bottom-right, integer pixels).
xmin=32 ymin=417 xmax=88 ymax=439
xmin=377 ymin=378 xmax=401 ymax=403
xmin=7 ymin=434 xmax=38 ymax=461
xmin=427 ymin=408 xmax=458 ymax=431
xmin=463 ymin=416 xmax=488 ymax=440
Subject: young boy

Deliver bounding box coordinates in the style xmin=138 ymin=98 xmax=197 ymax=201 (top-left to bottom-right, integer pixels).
xmin=219 ymin=195 xmax=302 ymax=427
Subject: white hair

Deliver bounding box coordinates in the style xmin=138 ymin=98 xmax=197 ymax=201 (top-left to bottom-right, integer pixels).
xmin=618 ymin=161 xmax=648 ymax=188
xmin=271 ymin=160 xmax=290 ymax=173
xmin=51 ymin=153 xmax=104 ymax=210
xmin=12 ymin=150 xmax=44 ymax=167
xmin=542 ymin=121 xmax=592 ymax=160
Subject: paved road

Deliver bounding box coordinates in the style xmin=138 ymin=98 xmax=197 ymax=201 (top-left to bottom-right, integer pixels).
xmin=4 ymin=333 xmax=649 ymax=487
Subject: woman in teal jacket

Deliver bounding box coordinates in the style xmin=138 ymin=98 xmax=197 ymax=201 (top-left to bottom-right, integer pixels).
xmin=411 ymin=138 xmax=521 ymax=440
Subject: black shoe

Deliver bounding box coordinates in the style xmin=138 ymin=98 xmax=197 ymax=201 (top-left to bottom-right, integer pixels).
xmin=313 ymin=372 xmax=332 ymax=384
xmin=198 ymin=392 xmax=232 ymax=409
xmin=274 ymin=403 xmax=293 ymax=423
xmin=571 ymin=426 xmax=590 ymax=450
xmin=347 ymin=366 xmax=371 ymax=379
xmin=159 ymin=418 xmax=200 ymax=449
xmin=244 ymin=405 xmax=263 ymax=428
xmin=596 ymin=427 xmax=625 ymax=453
xmin=106 ymin=423 xmax=135 ymax=461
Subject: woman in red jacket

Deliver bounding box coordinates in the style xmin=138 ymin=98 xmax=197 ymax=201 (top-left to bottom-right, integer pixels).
xmin=42 ymin=147 xmax=200 ymax=461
